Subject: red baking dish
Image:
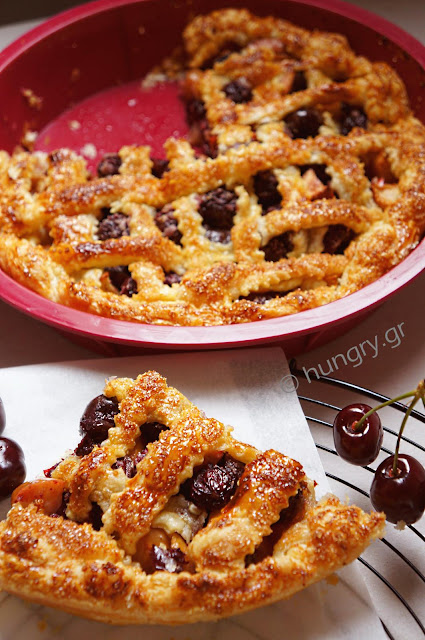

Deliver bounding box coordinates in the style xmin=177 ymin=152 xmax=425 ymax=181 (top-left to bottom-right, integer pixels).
xmin=0 ymin=0 xmax=424 ymax=356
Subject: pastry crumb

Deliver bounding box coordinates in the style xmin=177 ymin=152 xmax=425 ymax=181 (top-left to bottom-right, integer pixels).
xmin=21 ymin=88 xmax=43 ymax=110
xmin=395 ymin=520 xmax=406 ymax=530
xmin=80 ymin=143 xmax=97 ymax=159
xmin=69 ymin=120 xmax=81 ymax=131
xmin=325 ymin=573 xmax=339 ymax=586
xmin=8 ymin=166 xmax=21 ymax=180
xmin=141 ymin=72 xmax=169 ymax=89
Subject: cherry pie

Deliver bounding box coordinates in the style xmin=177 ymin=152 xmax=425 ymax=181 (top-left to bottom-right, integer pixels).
xmin=0 ymin=9 xmax=424 ymax=326
xmin=0 ymin=371 xmax=385 ymax=624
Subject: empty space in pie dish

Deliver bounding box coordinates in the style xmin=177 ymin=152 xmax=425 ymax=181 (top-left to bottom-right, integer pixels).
xmin=34 ymin=81 xmax=188 ymax=172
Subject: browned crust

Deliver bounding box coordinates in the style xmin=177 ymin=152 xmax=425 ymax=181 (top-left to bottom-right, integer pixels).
xmin=0 ymin=497 xmax=385 ymax=625
xmin=0 ymin=371 xmax=385 ymax=625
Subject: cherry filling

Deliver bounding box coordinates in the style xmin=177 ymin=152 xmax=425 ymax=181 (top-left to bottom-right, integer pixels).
xmin=299 ymin=164 xmax=331 ymax=186
xmin=112 ymin=451 xmax=146 ymax=478
xmin=201 ymin=42 xmax=241 ymax=69
xmin=362 ymin=150 xmax=397 ymax=184
xmin=88 ymin=502 xmax=104 ymax=531
xmin=300 ymin=164 xmax=335 ymax=200
xmin=112 ymin=422 xmax=168 ymax=477
xmin=186 ymin=98 xmax=207 ymax=126
xmin=291 ymin=71 xmax=307 ymax=93
xmin=150 ymin=546 xmax=187 ymax=573
xmin=44 ymin=461 xmax=61 ymax=478
xmin=185 ymin=98 xmax=217 ymax=157
xmin=98 ymin=210 xmax=130 ymax=241
xmin=262 ymin=232 xmax=293 ymax=261
xmin=97 ymin=153 xmax=122 ymax=177
xmin=284 ymin=107 xmax=323 ymax=138
xmin=246 ymin=490 xmax=304 ymax=565
xmin=340 ymin=103 xmax=368 ymax=135
xmin=163 ymin=271 xmax=182 ymax=286
xmin=181 ymin=453 xmax=245 ymax=512
xmin=223 ymin=77 xmax=253 ymax=103
xmin=51 ymin=490 xmax=70 ymax=519
xmin=239 ymin=291 xmax=289 ymax=304
xmin=154 ymin=207 xmax=182 ymax=245
xmin=253 ymin=170 xmax=282 ymax=213
xmin=141 ymin=421 xmax=168 ymax=445
xmin=322 ymin=224 xmax=354 ymax=254
xmin=198 ymin=187 xmax=238 ymax=244
xmin=106 ymin=266 xmax=138 ymax=297
xmin=151 ymin=158 xmax=170 ymax=179
xmin=75 ymin=394 xmax=119 ymax=457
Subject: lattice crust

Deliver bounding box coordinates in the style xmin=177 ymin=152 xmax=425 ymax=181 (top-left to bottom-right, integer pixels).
xmin=180 ymin=9 xmax=410 ymax=153
xmin=0 ymin=371 xmax=385 ymax=625
xmin=0 ymin=9 xmax=424 ymax=326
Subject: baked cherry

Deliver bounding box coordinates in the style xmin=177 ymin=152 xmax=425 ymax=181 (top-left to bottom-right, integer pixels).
xmin=333 ymin=403 xmax=383 ymax=466
xmin=98 ymin=211 xmax=130 ymax=240
xmin=0 ymin=437 xmax=26 ymax=498
xmin=183 ymin=454 xmax=244 ymax=511
xmin=253 ymin=170 xmax=282 ymax=212
xmin=340 ymin=103 xmax=368 ymax=135
xmin=151 ymin=157 xmax=169 ymax=179
xmin=284 ymin=107 xmax=323 ymax=138
xmin=80 ymin=394 xmax=119 ymax=442
xmin=223 ymin=77 xmax=253 ymax=103
xmin=97 ymin=153 xmax=122 ymax=177
xmin=0 ymin=398 xmax=5 ymax=435
xmin=370 ymin=454 xmax=425 ymax=524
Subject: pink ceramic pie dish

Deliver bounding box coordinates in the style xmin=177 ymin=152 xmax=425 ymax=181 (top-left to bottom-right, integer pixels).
xmin=0 ymin=0 xmax=424 ymax=356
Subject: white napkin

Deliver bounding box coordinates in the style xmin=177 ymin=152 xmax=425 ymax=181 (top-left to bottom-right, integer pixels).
xmin=0 ymin=347 xmax=386 ymax=639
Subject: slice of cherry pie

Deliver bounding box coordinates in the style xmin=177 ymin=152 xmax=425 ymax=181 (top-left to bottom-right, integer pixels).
xmin=0 ymin=371 xmax=385 ymax=624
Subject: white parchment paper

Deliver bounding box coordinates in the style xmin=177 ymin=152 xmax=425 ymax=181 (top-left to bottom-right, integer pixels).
xmin=0 ymin=347 xmax=386 ymax=639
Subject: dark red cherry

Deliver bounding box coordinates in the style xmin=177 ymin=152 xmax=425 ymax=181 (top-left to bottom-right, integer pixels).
xmin=97 ymin=153 xmax=121 ymax=177
xmin=0 ymin=398 xmax=5 ymax=434
xmin=333 ymin=403 xmax=383 ymax=466
xmin=79 ymin=394 xmax=119 ymax=443
xmin=0 ymin=437 xmax=26 ymax=498
xmin=284 ymin=107 xmax=323 ymax=138
xmin=183 ymin=454 xmax=244 ymax=511
xmin=370 ymin=454 xmax=425 ymax=524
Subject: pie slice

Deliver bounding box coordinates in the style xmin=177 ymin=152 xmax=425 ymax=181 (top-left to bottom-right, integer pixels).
xmin=0 ymin=371 xmax=385 ymax=624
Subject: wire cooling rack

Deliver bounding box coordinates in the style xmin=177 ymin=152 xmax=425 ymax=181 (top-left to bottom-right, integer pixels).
xmin=290 ymin=362 xmax=425 ymax=640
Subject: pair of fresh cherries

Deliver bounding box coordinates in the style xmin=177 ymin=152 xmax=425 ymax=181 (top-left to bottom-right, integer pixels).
xmin=333 ymin=379 xmax=425 ymax=525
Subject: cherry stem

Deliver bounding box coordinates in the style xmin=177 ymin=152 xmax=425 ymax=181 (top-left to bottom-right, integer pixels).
xmin=392 ymin=395 xmax=419 ymax=475
xmin=391 ymin=380 xmax=425 ymax=475
xmin=353 ymin=390 xmax=416 ymax=432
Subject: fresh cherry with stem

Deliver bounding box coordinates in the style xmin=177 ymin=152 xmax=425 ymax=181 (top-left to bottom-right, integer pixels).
xmin=335 ymin=380 xmax=425 ymax=525
xmin=333 ymin=403 xmax=383 ymax=465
